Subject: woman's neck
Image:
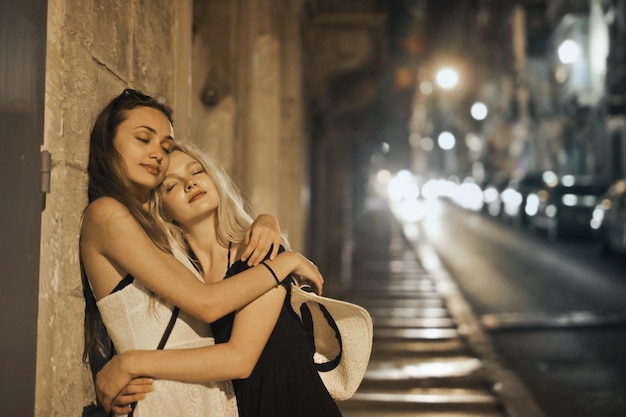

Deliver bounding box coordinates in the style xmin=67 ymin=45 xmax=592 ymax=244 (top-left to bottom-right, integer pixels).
xmin=132 ymin=184 xmax=152 ymax=210
xmin=182 ymin=216 xmax=231 ymax=282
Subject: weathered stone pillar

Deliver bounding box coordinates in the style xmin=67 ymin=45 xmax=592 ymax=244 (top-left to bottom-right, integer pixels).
xmin=37 ymin=1 xmax=192 ymax=415
xmin=191 ymin=0 xmax=307 ymax=251
xmin=239 ymin=0 xmax=284 ymax=221
xmin=277 ymin=1 xmax=307 ymax=252
xmin=301 ymin=9 xmax=386 ymax=290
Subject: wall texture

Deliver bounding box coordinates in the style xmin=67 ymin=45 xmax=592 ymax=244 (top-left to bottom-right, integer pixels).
xmin=36 ymin=0 xmax=306 ymax=415
xmin=191 ymin=0 xmax=307 ymax=251
xmin=37 ymin=1 xmax=192 ymax=415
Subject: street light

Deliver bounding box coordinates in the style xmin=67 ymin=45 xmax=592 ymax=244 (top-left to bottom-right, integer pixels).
xmin=558 ymin=39 xmax=580 ymax=64
xmin=419 ymin=81 xmax=434 ymax=94
xmin=420 ymin=136 xmax=434 ymax=151
xmin=470 ymin=101 xmax=488 ymax=120
xmin=438 ymin=131 xmax=455 ymax=150
xmin=435 ymin=68 xmax=459 ymax=89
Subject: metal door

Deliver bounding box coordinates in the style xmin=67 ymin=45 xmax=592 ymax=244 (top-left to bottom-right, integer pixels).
xmin=0 ymin=0 xmax=48 ymax=415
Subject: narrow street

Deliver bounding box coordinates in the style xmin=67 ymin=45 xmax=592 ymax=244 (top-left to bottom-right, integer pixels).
xmin=420 ymin=201 xmax=626 ymax=417
xmin=335 ymin=201 xmax=544 ymax=417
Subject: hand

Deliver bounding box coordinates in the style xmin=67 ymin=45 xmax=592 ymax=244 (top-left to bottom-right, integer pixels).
xmin=110 ymin=377 xmax=154 ymax=415
xmin=241 ymin=214 xmax=282 ymax=266
xmin=95 ymin=352 xmax=136 ymax=412
xmin=289 ymin=252 xmax=324 ymax=295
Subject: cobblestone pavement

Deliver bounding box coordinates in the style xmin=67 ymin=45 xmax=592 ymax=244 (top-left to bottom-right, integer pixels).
xmin=333 ymin=205 xmax=545 ymax=417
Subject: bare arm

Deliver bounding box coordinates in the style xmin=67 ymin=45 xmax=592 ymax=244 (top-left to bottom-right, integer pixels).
xmin=97 ymin=285 xmax=287 ymax=411
xmin=81 ymin=197 xmax=322 ymax=323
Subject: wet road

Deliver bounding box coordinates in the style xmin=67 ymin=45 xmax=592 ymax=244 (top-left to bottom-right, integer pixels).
xmin=419 ymin=200 xmax=626 ymax=417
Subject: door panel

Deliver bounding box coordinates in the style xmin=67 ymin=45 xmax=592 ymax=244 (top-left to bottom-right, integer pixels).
xmin=0 ymin=1 xmax=47 ymax=415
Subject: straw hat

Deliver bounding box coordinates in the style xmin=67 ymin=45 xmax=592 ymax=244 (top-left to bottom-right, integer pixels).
xmin=289 ymin=282 xmax=373 ymax=401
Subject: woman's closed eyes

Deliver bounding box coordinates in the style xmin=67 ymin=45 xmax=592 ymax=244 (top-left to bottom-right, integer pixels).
xmin=162 ymin=162 xmax=205 ymax=192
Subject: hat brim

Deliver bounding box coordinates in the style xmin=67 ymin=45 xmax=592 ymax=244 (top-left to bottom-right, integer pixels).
xmin=290 ymin=283 xmax=373 ymax=400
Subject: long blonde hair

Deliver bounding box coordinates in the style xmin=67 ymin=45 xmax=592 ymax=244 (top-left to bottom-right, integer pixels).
xmin=150 ymin=142 xmax=289 ymax=268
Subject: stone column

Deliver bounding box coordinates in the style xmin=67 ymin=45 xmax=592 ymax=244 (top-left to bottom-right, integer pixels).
xmin=277 ymin=0 xmax=307 ymax=251
xmin=37 ymin=1 xmax=191 ymax=415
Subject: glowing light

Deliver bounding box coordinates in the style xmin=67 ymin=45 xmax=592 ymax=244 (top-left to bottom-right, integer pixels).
xmin=455 ymin=182 xmax=484 ymax=211
xmin=396 ymin=199 xmax=425 ymax=222
xmin=542 ymin=171 xmax=558 ymax=187
xmin=590 ymin=204 xmax=605 ymax=230
xmin=419 ymin=81 xmax=433 ymax=94
xmin=438 ymin=131 xmax=455 ymax=150
xmin=501 ymin=188 xmax=522 ymax=216
xmin=376 ymin=169 xmax=392 ymax=185
xmin=436 ymin=68 xmax=459 ymax=89
xmin=465 ymin=133 xmax=483 ymax=152
xmin=558 ymin=40 xmax=580 ymax=64
xmin=525 ymin=193 xmax=539 ymax=216
xmin=421 ymin=179 xmax=441 ymax=200
xmin=403 ymin=223 xmax=420 ymax=240
xmin=396 ymin=169 xmax=412 ymax=181
xmin=420 ymin=137 xmax=434 ymax=151
xmin=470 ymin=102 xmax=488 ymax=120
xmin=562 ymin=175 xmax=575 ymax=186
xmin=421 ymin=200 xmax=444 ymax=237
xmin=386 ymin=170 xmax=419 ymax=202
xmin=483 ymin=186 xmax=498 ymax=204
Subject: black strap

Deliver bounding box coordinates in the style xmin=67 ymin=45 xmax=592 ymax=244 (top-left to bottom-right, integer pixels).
xmin=227 ymin=242 xmax=232 ymax=269
xmin=300 ymin=300 xmax=343 ymax=372
xmin=128 ymin=306 xmax=179 ymax=416
xmin=157 ymin=306 xmax=180 ymax=350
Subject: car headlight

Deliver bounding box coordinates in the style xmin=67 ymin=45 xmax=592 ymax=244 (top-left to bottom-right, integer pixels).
xmin=590 ymin=204 xmax=605 ymax=230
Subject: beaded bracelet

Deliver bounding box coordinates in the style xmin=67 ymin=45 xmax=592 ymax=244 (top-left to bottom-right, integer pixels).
xmin=260 ymin=261 xmax=280 ymax=285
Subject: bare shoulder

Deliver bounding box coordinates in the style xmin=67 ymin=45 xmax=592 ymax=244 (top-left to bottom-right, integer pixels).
xmin=81 ymin=197 xmax=139 ymax=248
xmin=81 ymin=198 xmax=138 ymax=298
xmin=82 ymin=196 xmax=132 ymax=227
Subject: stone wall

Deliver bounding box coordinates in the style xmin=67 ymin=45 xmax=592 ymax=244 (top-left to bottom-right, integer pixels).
xmin=35 ymin=0 xmax=306 ymax=415
xmin=191 ymin=0 xmax=307 ymax=251
xmin=37 ymin=1 xmax=192 ymax=415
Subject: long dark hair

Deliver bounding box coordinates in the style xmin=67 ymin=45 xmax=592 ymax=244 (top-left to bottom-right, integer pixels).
xmin=81 ymin=89 xmax=174 ymax=366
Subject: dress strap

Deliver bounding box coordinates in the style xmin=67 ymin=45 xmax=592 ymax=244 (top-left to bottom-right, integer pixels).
xmin=227 ymin=242 xmax=232 ymax=269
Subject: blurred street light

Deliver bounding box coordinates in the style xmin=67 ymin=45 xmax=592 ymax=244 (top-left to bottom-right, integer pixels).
xmin=470 ymin=101 xmax=488 ymax=120
xmin=558 ymin=39 xmax=580 ymax=64
xmin=465 ymin=133 xmax=483 ymax=152
xmin=419 ymin=81 xmax=434 ymax=94
xmin=438 ymin=131 xmax=455 ymax=150
xmin=435 ymin=67 xmax=459 ymax=89
xmin=420 ymin=136 xmax=434 ymax=151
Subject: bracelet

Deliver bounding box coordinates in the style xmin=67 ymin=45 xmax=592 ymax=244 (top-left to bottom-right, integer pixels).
xmin=260 ymin=261 xmax=280 ymax=285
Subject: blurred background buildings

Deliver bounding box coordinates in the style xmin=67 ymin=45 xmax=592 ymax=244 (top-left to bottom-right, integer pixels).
xmin=362 ymin=0 xmax=626 ymax=192
xmin=305 ymin=0 xmax=626 ymax=289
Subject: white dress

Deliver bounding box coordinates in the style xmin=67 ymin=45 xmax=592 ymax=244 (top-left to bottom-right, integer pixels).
xmin=96 ymin=249 xmax=239 ymax=417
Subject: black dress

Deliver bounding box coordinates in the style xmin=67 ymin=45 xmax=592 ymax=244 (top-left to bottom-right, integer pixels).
xmin=212 ymin=247 xmax=343 ymax=417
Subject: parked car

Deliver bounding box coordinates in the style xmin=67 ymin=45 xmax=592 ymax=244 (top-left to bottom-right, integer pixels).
xmin=526 ymin=174 xmax=610 ymax=241
xmin=500 ymin=171 xmax=547 ymax=227
xmin=591 ymin=179 xmax=626 ymax=254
